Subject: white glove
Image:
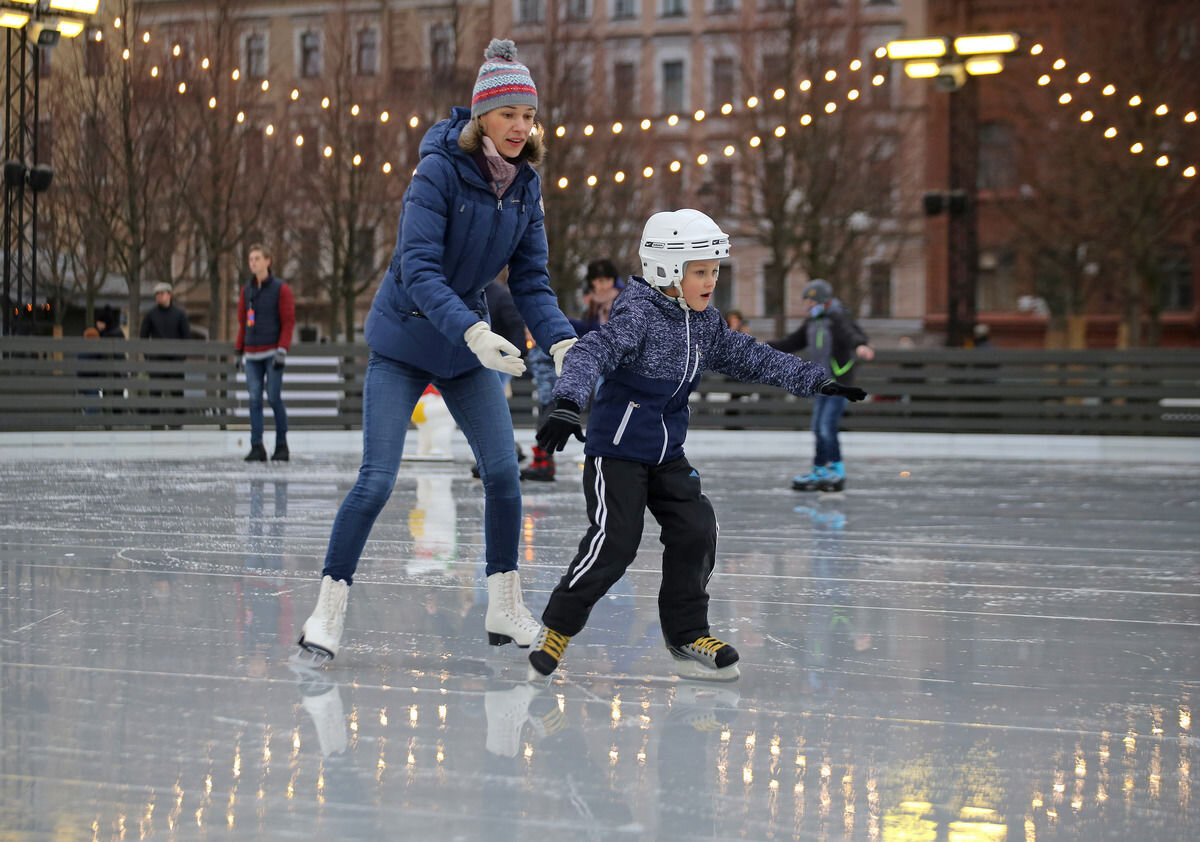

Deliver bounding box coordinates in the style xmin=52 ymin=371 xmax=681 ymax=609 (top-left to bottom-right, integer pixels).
xmin=464 ymin=321 xmax=526 ymax=376
xmin=549 ymin=337 xmax=578 ymax=377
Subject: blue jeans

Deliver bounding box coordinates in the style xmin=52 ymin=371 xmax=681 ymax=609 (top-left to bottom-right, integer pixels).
xmin=322 ymin=352 xmax=521 ymax=583
xmin=811 ymin=394 xmax=848 ymax=465
xmin=528 ymin=345 xmax=557 ymax=407
xmin=244 ymin=357 xmax=288 ymax=447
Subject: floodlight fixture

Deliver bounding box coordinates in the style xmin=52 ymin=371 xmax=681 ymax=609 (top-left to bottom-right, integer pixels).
xmin=0 ymin=12 xmax=30 ymax=29
xmin=48 ymin=0 xmax=101 ymax=14
xmin=904 ymin=61 xmax=941 ymax=79
xmin=964 ymin=56 xmax=1006 ymax=76
xmin=887 ymin=38 xmax=948 ymax=60
xmin=55 ymin=19 xmax=85 ymax=37
xmin=953 ymin=33 xmax=1020 ymax=55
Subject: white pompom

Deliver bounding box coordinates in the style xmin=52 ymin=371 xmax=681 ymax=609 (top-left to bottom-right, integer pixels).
xmin=484 ymin=38 xmax=518 ymax=62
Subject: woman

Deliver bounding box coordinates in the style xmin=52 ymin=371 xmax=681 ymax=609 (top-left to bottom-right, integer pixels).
xmin=297 ymin=39 xmax=577 ymax=663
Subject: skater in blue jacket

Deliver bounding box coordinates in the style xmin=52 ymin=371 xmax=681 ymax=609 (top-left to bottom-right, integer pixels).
xmin=528 ymin=209 xmax=866 ymax=682
xmin=298 ymin=39 xmax=577 ymax=664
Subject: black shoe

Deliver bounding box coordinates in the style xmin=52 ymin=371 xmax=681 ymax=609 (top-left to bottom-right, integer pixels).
xmin=520 ymin=463 xmax=555 ymax=482
xmin=272 ymin=443 xmax=290 ymax=462
xmin=244 ymin=444 xmax=268 ymax=462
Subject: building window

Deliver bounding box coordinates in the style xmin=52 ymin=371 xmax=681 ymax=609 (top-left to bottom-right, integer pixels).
xmin=662 ymin=60 xmax=684 ymax=113
xmin=613 ymin=62 xmax=636 ymax=112
xmin=297 ymin=228 xmax=320 ymax=295
xmin=977 ymin=247 xmax=1017 ymax=311
xmin=709 ymin=162 xmax=733 ymax=216
xmin=613 ymin=0 xmax=637 ymax=18
xmin=517 ymin=0 xmax=545 ymax=24
xmin=299 ymin=30 xmax=322 ymax=78
xmin=353 ymin=227 xmax=376 ymax=281
xmin=762 ymin=53 xmax=788 ymax=91
xmin=1158 ymin=245 xmax=1194 ymax=312
xmin=84 ymin=28 xmax=105 ymax=77
xmin=662 ymin=0 xmax=686 ymax=16
xmin=867 ymin=262 xmax=891 ymax=317
xmin=245 ymin=33 xmax=267 ymax=79
xmin=712 ymin=0 xmax=736 ymax=13
xmin=243 ymin=127 xmax=264 ymax=173
xmin=430 ymin=24 xmax=454 ymax=75
xmin=566 ymin=0 xmax=590 ymax=20
xmin=713 ymin=262 xmax=734 ymax=313
xmin=711 ymin=57 xmax=734 ymax=108
xmin=978 ymin=122 xmax=1016 ymax=191
xmin=355 ymin=28 xmax=378 ymax=76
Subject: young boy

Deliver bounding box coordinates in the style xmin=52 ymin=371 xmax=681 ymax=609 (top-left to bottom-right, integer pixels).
xmin=529 ymin=209 xmax=867 ymax=682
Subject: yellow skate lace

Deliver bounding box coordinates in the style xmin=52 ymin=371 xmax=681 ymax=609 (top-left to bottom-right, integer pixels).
xmin=689 ymin=636 xmax=726 ymax=657
xmin=538 ymin=628 xmax=570 ymax=660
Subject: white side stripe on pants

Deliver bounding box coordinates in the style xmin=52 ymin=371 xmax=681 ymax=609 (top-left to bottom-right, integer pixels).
xmin=568 ymin=456 xmax=607 ymax=588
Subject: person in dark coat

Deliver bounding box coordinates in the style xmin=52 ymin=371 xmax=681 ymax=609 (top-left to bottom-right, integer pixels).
xmin=769 ymin=279 xmax=875 ymax=492
xmin=140 ymin=282 xmax=192 ymax=415
xmin=296 ymin=39 xmax=578 ymax=666
xmin=235 ymin=244 xmax=295 ymax=462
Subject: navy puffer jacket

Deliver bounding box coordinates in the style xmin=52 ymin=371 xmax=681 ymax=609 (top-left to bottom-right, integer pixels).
xmin=365 ymin=107 xmax=575 ymax=377
xmin=554 ymin=277 xmax=828 ymax=465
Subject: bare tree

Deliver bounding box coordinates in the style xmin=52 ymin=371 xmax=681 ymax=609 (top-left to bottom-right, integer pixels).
xmin=731 ymin=8 xmax=908 ymax=336
xmin=168 ymin=0 xmax=283 ymax=340
xmin=991 ymin=0 xmax=1200 ymax=346
xmin=523 ymin=12 xmax=656 ymax=308
xmin=287 ymin=9 xmax=405 ymax=341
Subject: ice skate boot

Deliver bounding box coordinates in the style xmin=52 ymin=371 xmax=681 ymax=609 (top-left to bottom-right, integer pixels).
xmin=484 ymin=682 xmax=540 ymax=757
xmin=244 ymin=443 xmax=268 ymax=462
xmin=485 ymin=570 xmax=540 ymax=647
xmin=668 ymin=635 xmax=740 ymax=682
xmin=527 ymin=626 xmax=571 ymax=679
xmin=520 ymin=446 xmax=556 ymax=481
xmin=817 ymin=461 xmax=846 ymax=492
xmin=296 ymin=575 xmax=348 ymax=665
xmin=792 ymin=465 xmax=827 ymax=491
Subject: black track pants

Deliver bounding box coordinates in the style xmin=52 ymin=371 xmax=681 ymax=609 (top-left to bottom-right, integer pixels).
xmin=541 ymin=454 xmax=717 ymax=647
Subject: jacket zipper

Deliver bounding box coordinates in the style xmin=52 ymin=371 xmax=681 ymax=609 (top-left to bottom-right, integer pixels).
xmin=659 ymin=311 xmax=694 ymax=462
xmin=613 ymin=401 xmax=638 ymax=445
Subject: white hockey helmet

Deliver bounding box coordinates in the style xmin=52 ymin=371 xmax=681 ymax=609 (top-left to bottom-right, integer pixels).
xmin=639 ymin=210 xmax=731 ymax=305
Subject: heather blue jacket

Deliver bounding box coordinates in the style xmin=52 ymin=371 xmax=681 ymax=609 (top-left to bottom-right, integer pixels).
xmin=554 ymin=277 xmax=828 ymax=465
xmin=365 ymin=107 xmax=575 ymax=377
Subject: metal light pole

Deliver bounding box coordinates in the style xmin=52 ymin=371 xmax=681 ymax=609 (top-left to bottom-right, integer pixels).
xmin=886 ymin=33 xmax=1018 ymax=347
xmin=2 ymin=1 xmax=99 ymax=336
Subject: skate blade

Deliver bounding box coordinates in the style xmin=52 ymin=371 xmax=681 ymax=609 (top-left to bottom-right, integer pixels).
xmin=672 ymin=660 xmax=741 ymax=682
xmin=293 ymin=645 xmax=333 ymax=668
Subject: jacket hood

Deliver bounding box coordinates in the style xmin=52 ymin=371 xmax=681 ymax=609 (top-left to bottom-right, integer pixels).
xmin=614 ymin=276 xmax=690 ymax=323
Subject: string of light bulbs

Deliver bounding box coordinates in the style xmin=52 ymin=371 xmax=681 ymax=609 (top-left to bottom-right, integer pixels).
xmin=97 ymin=17 xmax=894 ymax=186
xmin=1028 ymin=43 xmax=1197 ymax=180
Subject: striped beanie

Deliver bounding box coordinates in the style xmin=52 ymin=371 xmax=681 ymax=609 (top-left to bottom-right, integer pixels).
xmin=471 ymin=39 xmax=538 ymax=118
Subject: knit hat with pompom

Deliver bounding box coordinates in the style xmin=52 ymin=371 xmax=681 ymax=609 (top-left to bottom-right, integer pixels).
xmin=471 ymin=39 xmax=538 ymax=118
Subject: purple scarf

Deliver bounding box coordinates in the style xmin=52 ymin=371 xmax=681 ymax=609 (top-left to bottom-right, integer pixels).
xmin=481 ymin=136 xmax=518 ymax=198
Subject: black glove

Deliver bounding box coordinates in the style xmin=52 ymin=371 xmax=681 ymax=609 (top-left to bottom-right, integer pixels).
xmin=536 ymin=399 xmax=586 ymax=452
xmin=234 ymin=350 xmax=244 ymax=373
xmin=273 ymin=348 xmax=287 ymax=370
xmin=817 ymin=378 xmax=867 ymax=402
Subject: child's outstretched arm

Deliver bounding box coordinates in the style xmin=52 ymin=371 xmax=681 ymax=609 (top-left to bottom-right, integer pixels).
xmin=706 ymin=329 xmax=867 ymax=400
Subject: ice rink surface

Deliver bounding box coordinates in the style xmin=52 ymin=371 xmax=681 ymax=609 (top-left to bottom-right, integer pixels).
xmin=1 ymin=433 xmax=1197 ymax=841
